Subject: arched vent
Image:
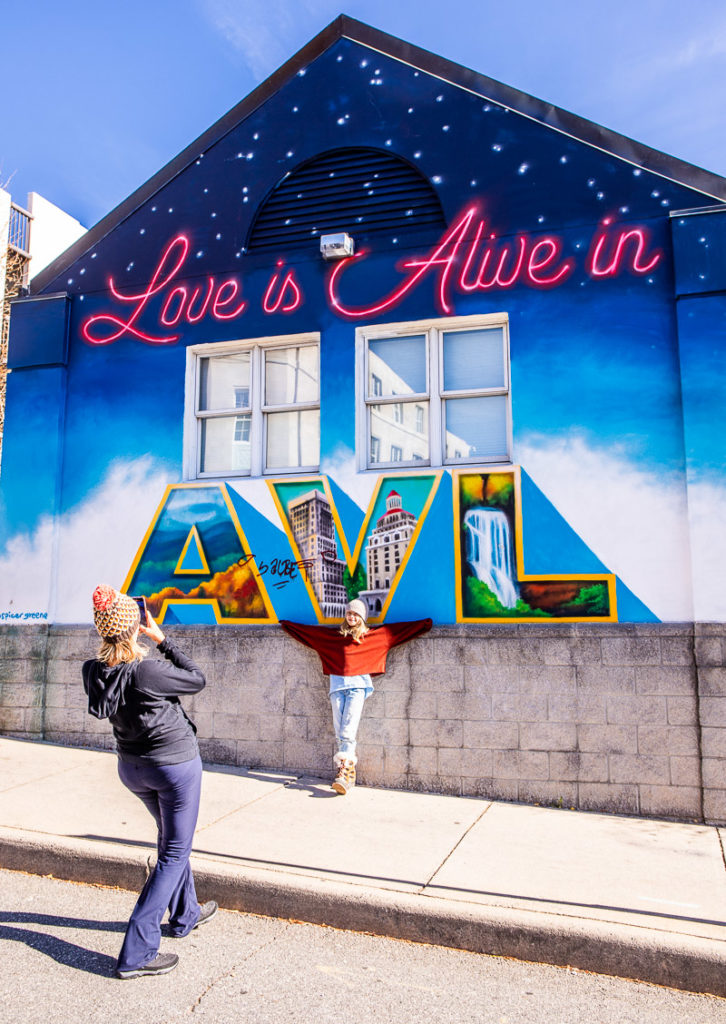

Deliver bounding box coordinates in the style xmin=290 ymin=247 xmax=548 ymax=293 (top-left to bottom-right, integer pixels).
xmin=247 ymin=148 xmax=445 ymax=254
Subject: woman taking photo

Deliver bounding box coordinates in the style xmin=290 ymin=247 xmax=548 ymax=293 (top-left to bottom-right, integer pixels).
xmin=82 ymin=585 xmax=217 ymax=979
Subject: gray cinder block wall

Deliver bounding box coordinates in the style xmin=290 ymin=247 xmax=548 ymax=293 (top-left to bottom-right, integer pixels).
xmin=1 ymin=622 xmax=724 ymax=825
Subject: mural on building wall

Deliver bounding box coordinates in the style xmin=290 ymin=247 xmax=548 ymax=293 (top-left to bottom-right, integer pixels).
xmin=454 ymin=468 xmax=616 ymax=621
xmin=0 ymin=27 xmax=722 ymax=628
xmin=123 ymin=483 xmax=277 ymax=624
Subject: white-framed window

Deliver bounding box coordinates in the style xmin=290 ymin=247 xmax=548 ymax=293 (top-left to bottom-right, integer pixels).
xmin=356 ymin=313 xmax=511 ymax=470
xmin=184 ymin=333 xmax=320 ymax=478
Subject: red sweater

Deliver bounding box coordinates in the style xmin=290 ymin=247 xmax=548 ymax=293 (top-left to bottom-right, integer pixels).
xmin=280 ymin=619 xmax=432 ymax=676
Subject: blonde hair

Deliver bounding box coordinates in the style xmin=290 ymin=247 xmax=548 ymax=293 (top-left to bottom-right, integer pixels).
xmin=339 ymin=617 xmax=369 ymax=644
xmin=96 ymin=635 xmax=148 ymax=665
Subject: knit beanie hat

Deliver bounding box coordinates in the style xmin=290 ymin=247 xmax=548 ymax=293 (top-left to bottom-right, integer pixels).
xmin=92 ymin=585 xmax=140 ymax=642
xmin=346 ymin=598 xmax=368 ymax=623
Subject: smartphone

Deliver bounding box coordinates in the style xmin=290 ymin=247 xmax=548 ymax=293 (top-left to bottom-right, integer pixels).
xmin=131 ymin=596 xmax=148 ymax=626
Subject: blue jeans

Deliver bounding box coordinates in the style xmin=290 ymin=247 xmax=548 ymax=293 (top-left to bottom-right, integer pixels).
xmin=330 ymin=688 xmax=367 ymax=759
xmin=116 ymin=755 xmax=202 ymax=971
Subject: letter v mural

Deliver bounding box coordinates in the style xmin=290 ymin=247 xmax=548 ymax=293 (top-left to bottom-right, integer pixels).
xmin=268 ymin=473 xmax=443 ymax=624
xmin=454 ymin=468 xmax=617 ymax=622
xmin=122 ymin=483 xmax=277 ymax=624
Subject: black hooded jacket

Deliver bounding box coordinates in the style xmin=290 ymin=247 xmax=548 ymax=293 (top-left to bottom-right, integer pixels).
xmin=82 ymin=638 xmax=206 ymax=765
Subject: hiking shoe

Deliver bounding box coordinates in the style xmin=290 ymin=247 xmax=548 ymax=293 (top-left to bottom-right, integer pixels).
xmin=332 ymin=759 xmax=356 ymax=795
xmin=116 ymin=952 xmax=179 ymax=979
xmin=194 ymin=901 xmax=218 ymax=929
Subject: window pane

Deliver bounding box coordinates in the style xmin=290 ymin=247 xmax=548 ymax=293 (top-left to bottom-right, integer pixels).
xmin=443 ymin=328 xmax=504 ymax=391
xmin=265 ymin=346 xmax=318 ymax=405
xmin=445 ymin=395 xmax=508 ymax=460
xmin=199 ymin=352 xmax=251 ymax=411
xmin=368 ymin=335 xmax=426 ymax=397
xmin=200 ymin=415 xmax=251 ymax=473
xmin=266 ymin=410 xmax=320 ymax=469
xmin=369 ymin=401 xmax=429 ymax=463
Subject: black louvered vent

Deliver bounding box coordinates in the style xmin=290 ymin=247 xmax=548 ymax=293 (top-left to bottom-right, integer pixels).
xmin=247 ymin=148 xmax=445 ymax=254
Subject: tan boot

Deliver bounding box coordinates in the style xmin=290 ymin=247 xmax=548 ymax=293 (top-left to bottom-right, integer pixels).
xmin=332 ymin=756 xmax=356 ymax=795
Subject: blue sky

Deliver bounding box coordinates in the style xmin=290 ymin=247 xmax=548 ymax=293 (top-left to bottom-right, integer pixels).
xmin=3 ymin=0 xmax=726 ymax=229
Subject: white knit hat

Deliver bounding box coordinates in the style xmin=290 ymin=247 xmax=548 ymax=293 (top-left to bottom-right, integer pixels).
xmin=346 ymin=598 xmax=368 ymax=622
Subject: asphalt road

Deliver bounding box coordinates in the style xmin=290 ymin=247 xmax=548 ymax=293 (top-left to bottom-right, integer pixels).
xmin=1 ymin=868 xmax=724 ymax=1024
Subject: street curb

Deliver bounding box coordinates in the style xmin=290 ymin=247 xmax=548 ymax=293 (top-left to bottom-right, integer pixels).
xmin=1 ymin=826 xmax=725 ymax=998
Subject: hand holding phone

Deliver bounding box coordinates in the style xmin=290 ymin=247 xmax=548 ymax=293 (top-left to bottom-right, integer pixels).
xmin=131 ymin=596 xmax=148 ymax=626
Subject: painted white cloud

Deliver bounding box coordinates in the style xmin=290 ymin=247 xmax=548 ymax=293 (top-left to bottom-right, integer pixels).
xmin=0 ymin=458 xmax=174 ymax=624
xmin=321 ymin=444 xmax=378 ymax=511
xmin=685 ymin=477 xmax=726 ymax=622
xmin=516 ymin=433 xmax=694 ymax=622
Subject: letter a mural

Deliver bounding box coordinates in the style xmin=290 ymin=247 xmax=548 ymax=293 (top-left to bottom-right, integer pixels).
xmin=123 ymin=483 xmax=276 ymax=624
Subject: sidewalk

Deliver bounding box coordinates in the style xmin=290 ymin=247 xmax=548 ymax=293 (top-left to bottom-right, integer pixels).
xmin=0 ymin=736 xmax=724 ymax=996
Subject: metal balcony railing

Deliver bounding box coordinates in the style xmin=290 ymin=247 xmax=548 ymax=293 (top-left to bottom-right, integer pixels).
xmin=8 ymin=202 xmax=32 ymax=256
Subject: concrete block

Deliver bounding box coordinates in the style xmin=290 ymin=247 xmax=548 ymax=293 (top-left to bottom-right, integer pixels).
xmin=213 ymin=712 xmax=259 ymax=741
xmin=239 ymin=680 xmax=285 ymax=716
xmin=547 ymin=694 xmax=606 ymax=724
xmin=577 ymin=724 xmax=637 ymax=754
xmin=12 ymin=631 xmax=48 ymax=659
xmin=703 ymin=789 xmax=726 ymax=825
xmin=199 ymin=738 xmax=238 ymax=765
xmin=578 ymin=782 xmax=639 ymax=815
xmin=433 ymin=638 xmax=469 ymax=664
xmin=359 ymin=717 xmax=409 ymax=747
xmin=669 ymin=756 xmax=701 ymax=787
xmin=438 ymin=693 xmax=491 ymax=721
xmin=43 ymin=708 xmax=85 ymax=733
xmin=637 ymin=726 xmax=699 ymax=756
xmin=519 ymin=722 xmax=577 ymax=751
xmin=409 ymin=719 xmax=463 ymax=748
xmin=635 ymin=666 xmax=696 ymax=696
xmin=282 ymin=740 xmax=330 ymax=773
xmin=462 ymin=776 xmax=517 ymax=800
xmin=407 ymin=746 xmax=438 ymax=775
xmin=701 ymin=757 xmax=726 ymax=789
xmin=412 ymin=664 xmax=463 ymax=692
xmin=45 ymin=634 xmax=69 ymax=660
xmin=517 ymin=750 xmax=551 ymax=780
xmin=698 ymin=668 xmax=726 ymax=696
xmin=491 ymin=749 xmax=520 ymax=779
xmin=190 ymin=710 xmax=213 ymax=738
xmin=406 ymin=692 xmax=439 ymax=720
xmin=491 ymin=693 xmax=547 ymax=722
xmin=383 ymin=692 xmax=414 ymax=719
xmin=699 ymin=697 xmax=726 ymax=727
xmin=407 ymin=774 xmax=462 ymax=796
xmin=544 ymin=636 xmax=602 ymax=665
xmin=638 ymin=785 xmax=701 ymax=820
xmin=408 ymin=637 xmax=434 ymax=664
xmin=519 ymin=665 xmax=577 ymax=694
xmin=0 ymin=683 xmax=41 ymax=708
xmin=606 ymin=695 xmax=667 ymax=725
xmin=576 ymin=665 xmax=635 ymax=693
xmin=601 ymin=637 xmax=661 ymax=666
xmin=701 ymin=727 xmax=726 ymax=758
xmin=694 ymin=637 xmax=723 ymax=667
xmin=363 ymin=692 xmax=385 ymax=719
xmin=609 ymin=754 xmax=670 ymax=786
xmin=549 ymin=751 xmax=609 ymax=783
xmin=518 ymin=781 xmax=578 ymax=808
xmin=464 ymin=720 xmax=519 ymax=749
xmin=0 ymin=660 xmax=28 ymax=684
xmin=44 ymin=684 xmax=67 ymax=709
xmin=438 ymin=747 xmax=493 ymax=778
xmin=236 ymin=740 xmax=284 ymax=769
xmin=667 ymin=696 xmax=698 ymax=726
xmin=23 ymin=707 xmax=44 ymax=735
xmin=383 ymin=746 xmax=410 ymax=774
xmin=660 ymin=638 xmax=694 ymax=665
xmin=464 ymin=664 xmax=518 ymax=694
xmin=282 ymin=716 xmax=308 ymax=741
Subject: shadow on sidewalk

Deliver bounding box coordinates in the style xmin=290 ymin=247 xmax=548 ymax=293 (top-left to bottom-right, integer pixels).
xmin=0 ymin=921 xmax=118 ymax=977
